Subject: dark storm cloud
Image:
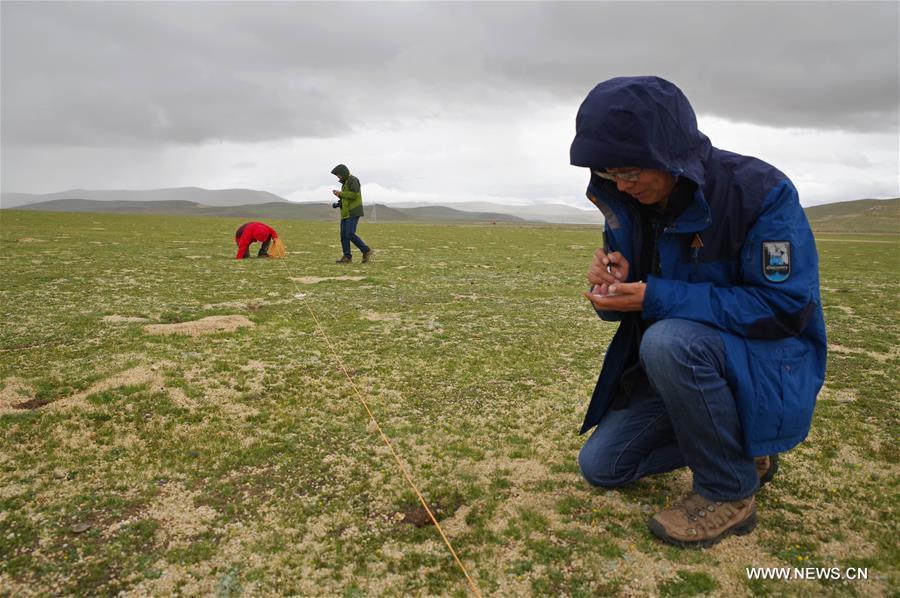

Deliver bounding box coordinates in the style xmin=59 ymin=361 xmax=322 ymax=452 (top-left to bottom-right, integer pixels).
xmin=2 ymin=1 xmax=897 ymax=147
xmin=490 ymin=2 xmax=900 ymax=131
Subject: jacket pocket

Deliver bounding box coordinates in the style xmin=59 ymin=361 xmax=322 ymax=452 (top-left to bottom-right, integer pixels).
xmin=748 ymin=348 xmax=783 ymax=443
xmin=778 ymin=347 xmax=816 ymax=439
xmin=747 ymin=340 xmax=809 ymax=443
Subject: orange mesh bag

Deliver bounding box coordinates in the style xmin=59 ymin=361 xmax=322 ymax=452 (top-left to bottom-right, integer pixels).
xmin=268 ymin=237 xmax=286 ymax=259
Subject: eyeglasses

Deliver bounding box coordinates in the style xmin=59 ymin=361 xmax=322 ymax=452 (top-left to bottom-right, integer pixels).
xmin=592 ymin=168 xmax=642 ymax=182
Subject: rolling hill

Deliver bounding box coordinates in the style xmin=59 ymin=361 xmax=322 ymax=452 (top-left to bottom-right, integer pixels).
xmin=2 ymin=188 xmax=601 ymax=224
xmin=391 ymin=201 xmax=604 ymax=224
xmin=3 ymin=188 xmax=897 ymax=230
xmin=0 ymin=187 xmax=288 ymax=209
xmin=804 ymin=198 xmax=899 ymax=233
xmin=7 ymin=199 xmax=528 ymax=224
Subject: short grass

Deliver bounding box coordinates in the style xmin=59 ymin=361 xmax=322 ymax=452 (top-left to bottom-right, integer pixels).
xmin=1 ymin=211 xmax=897 ymax=596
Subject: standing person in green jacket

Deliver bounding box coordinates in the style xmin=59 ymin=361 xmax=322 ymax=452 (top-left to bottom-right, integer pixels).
xmin=331 ymin=163 xmax=373 ymax=264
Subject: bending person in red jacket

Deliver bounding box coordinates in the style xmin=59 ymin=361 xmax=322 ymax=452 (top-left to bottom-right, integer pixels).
xmin=235 ymin=221 xmax=278 ymax=259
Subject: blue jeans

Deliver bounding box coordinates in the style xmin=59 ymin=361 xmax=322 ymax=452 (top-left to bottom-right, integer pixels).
xmin=578 ymin=318 xmax=759 ymax=501
xmin=340 ymin=216 xmax=370 ymax=258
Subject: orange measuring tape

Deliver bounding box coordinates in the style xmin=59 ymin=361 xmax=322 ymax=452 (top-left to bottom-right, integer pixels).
xmin=278 ymin=258 xmax=482 ymax=597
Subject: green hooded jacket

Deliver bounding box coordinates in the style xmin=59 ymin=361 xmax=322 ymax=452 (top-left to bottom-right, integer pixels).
xmin=331 ymin=164 xmax=364 ymax=219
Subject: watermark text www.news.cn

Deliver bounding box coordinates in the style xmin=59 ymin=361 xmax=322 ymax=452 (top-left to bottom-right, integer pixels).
xmin=746 ymin=567 xmax=868 ymax=581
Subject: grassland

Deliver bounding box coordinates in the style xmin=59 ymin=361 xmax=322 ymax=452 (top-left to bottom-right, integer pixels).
xmin=1 ymin=211 xmax=897 ymax=596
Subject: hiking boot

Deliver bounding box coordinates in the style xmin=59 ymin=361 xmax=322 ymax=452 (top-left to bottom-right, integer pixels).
xmin=648 ymin=492 xmax=757 ymax=548
xmin=362 ymin=250 xmax=373 ymax=263
xmin=755 ymin=454 xmax=779 ymax=488
xmin=335 ymin=255 xmax=352 ymax=264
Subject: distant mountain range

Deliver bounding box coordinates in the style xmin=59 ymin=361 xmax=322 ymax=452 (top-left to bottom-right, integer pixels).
xmin=390 ymin=201 xmax=603 ymax=224
xmin=0 ymin=187 xmax=601 ymax=224
xmin=0 ymin=187 xmax=286 ymax=209
xmin=3 ymin=197 xmax=534 ymax=224
xmin=2 ymin=188 xmax=896 ymax=231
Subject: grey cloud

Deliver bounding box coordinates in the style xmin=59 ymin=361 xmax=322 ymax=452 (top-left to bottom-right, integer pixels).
xmin=2 ymin=1 xmax=897 ymax=148
xmin=481 ymin=2 xmax=899 ymax=131
xmin=1 ymin=2 xmax=353 ymax=145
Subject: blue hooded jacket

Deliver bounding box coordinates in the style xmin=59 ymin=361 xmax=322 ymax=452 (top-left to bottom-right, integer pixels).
xmin=570 ymin=77 xmax=826 ymax=458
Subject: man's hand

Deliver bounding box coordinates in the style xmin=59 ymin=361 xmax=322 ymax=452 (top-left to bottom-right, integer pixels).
xmin=332 ymin=190 xmax=341 ymax=197
xmin=583 ymin=282 xmax=646 ymax=312
xmin=587 ymin=248 xmax=630 ymax=290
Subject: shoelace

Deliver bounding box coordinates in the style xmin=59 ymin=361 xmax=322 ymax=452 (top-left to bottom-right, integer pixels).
xmin=673 ymin=494 xmax=724 ymax=522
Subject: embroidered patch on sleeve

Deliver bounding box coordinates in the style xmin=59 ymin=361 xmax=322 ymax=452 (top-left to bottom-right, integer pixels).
xmin=762 ymin=241 xmax=791 ymax=282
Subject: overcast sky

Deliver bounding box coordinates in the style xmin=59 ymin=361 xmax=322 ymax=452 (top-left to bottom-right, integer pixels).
xmin=2 ymin=1 xmax=898 ymax=208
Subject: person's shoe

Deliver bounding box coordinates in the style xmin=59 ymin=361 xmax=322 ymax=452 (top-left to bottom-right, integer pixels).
xmin=755 ymin=454 xmax=779 ymax=488
xmin=335 ymin=256 xmax=352 ymax=264
xmin=648 ymin=492 xmax=757 ymax=548
xmin=362 ymin=250 xmax=373 ymax=263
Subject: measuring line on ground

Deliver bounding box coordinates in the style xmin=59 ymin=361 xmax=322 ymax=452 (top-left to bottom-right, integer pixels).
xmin=276 ymin=257 xmax=482 ymax=598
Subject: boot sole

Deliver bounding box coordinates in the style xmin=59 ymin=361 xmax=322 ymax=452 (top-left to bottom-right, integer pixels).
xmin=648 ymin=511 xmax=757 ymax=549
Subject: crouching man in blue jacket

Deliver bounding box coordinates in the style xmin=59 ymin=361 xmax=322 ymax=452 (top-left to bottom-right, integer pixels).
xmin=571 ymin=77 xmax=826 ymax=548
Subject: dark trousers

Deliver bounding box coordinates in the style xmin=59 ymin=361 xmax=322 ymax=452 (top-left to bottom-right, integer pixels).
xmin=578 ymin=318 xmax=758 ymax=501
xmin=238 ymin=236 xmax=272 ymax=258
xmin=340 ymin=216 xmax=369 ymax=257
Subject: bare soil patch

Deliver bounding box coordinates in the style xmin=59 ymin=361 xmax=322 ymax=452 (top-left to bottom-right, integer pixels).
xmin=290 ymin=276 xmax=366 ymax=284
xmin=819 ymin=385 xmax=858 ymax=403
xmin=362 ymin=311 xmax=400 ymax=322
xmin=396 ymin=502 xmax=445 ymax=527
xmin=12 ymin=398 xmax=52 ymax=410
xmin=1 ymin=378 xmax=40 ymax=413
xmin=45 ymin=364 xmax=165 ymax=412
xmin=816 ymin=237 xmax=895 ymax=244
xmin=103 ymin=315 xmax=150 ymax=324
xmin=828 ymin=343 xmax=895 ymax=363
xmin=144 ymin=315 xmax=254 ymax=336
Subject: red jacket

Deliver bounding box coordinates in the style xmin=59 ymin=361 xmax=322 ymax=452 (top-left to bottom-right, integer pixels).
xmin=235 ymin=222 xmax=278 ymax=259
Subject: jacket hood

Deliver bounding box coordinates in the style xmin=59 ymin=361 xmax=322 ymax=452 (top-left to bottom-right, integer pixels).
xmin=331 ymin=164 xmax=350 ymax=180
xmin=570 ymin=76 xmax=711 ymax=186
